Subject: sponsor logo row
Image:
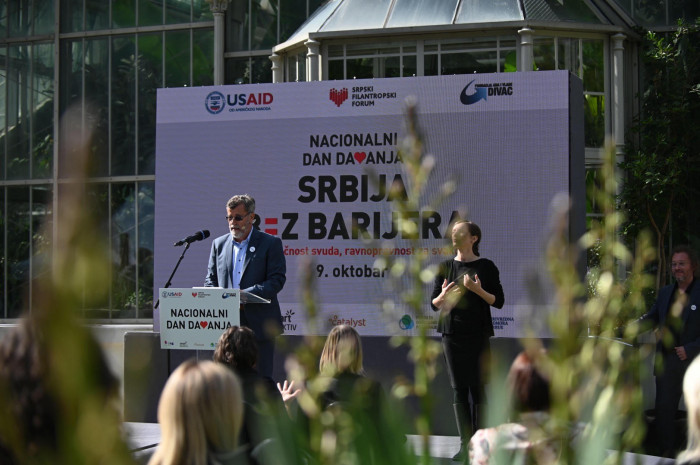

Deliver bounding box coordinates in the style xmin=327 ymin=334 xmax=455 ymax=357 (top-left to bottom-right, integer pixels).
xmin=161 ymin=290 xmax=237 ymax=299
xmin=204 ymin=80 xmax=514 ymax=114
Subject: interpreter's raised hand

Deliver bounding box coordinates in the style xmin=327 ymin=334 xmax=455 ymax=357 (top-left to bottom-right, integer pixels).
xmin=277 ymin=379 xmax=302 ymax=403
xmin=463 ymin=273 xmax=483 ymax=293
xmin=436 ymin=278 xmax=463 ymax=312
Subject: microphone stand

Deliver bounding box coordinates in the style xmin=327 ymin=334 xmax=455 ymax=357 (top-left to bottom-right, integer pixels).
xmin=154 ymin=242 xmax=191 ymax=310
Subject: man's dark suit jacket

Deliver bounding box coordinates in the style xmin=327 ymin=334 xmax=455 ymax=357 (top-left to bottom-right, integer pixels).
xmin=204 ymin=228 xmax=286 ymax=339
xmin=641 ymin=279 xmax=700 ymax=369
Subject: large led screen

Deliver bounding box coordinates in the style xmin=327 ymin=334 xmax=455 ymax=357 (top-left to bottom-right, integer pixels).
xmin=154 ymin=71 xmax=584 ymax=337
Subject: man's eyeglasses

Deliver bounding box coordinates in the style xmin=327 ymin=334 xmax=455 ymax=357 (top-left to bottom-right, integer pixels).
xmin=225 ymin=212 xmax=251 ymax=222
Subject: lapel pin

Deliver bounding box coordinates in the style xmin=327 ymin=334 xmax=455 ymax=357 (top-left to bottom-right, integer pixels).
xmin=249 ymin=246 xmax=255 ymax=253
xmin=692 ymin=305 xmax=697 ymax=311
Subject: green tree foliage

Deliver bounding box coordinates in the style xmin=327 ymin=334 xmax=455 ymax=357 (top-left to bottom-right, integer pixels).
xmin=620 ymin=18 xmax=700 ymax=288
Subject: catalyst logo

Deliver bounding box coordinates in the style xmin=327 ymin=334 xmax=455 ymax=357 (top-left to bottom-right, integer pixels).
xmin=205 ymin=91 xmax=225 ymax=114
xmin=459 ymin=80 xmax=513 ymax=105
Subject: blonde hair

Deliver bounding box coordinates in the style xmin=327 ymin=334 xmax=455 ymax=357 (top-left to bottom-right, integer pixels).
xmin=149 ymin=360 xmax=243 ymax=465
xmin=319 ymin=325 xmax=363 ymax=375
xmin=678 ymin=357 xmax=700 ymax=464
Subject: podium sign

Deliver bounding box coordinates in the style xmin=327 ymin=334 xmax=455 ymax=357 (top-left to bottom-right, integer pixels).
xmin=158 ymin=288 xmax=240 ymax=350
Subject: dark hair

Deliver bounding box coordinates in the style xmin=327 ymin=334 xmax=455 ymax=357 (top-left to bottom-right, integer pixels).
xmin=0 ymin=319 xmax=118 ymax=464
xmin=213 ymin=326 xmax=258 ymax=371
xmin=671 ymin=245 xmax=699 ymax=276
xmin=452 ymin=220 xmax=482 ymax=256
xmin=508 ymin=351 xmax=550 ymax=413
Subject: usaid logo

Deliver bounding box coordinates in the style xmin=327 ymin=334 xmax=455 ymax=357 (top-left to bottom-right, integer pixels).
xmin=205 ymin=91 xmax=225 ymax=114
xmin=161 ymin=291 xmax=183 ymax=298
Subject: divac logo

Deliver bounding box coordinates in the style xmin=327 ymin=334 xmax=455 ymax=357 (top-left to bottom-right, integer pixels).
xmin=460 ymin=80 xmax=487 ymax=105
xmin=205 ymin=91 xmax=225 ymax=114
xmin=460 ymin=80 xmax=513 ymax=105
xmin=330 ymin=88 xmax=348 ymax=107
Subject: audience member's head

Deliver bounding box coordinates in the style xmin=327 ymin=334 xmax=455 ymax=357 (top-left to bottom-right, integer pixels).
xmin=0 ymin=318 xmax=118 ymax=464
xmin=678 ymin=356 xmax=700 ymax=464
xmin=149 ymin=360 xmax=243 ymax=465
xmin=507 ymin=351 xmax=551 ymax=414
xmin=671 ymin=244 xmax=699 ymax=278
xmin=319 ymin=325 xmax=363 ymax=375
xmin=0 ymin=320 xmax=59 ymax=463
xmin=213 ymin=325 xmax=258 ymax=371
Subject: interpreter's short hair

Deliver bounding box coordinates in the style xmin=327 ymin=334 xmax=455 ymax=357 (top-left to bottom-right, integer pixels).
xmin=149 ymin=360 xmax=243 ymax=465
xmin=213 ymin=326 xmax=258 ymax=371
xmin=319 ymin=325 xmax=363 ymax=375
xmin=508 ymin=351 xmax=551 ymax=413
xmin=451 ymin=220 xmax=482 ymax=256
xmin=678 ymin=357 xmax=700 ymax=464
xmin=671 ymin=245 xmax=699 ymax=276
xmin=226 ymin=194 xmax=255 ymax=214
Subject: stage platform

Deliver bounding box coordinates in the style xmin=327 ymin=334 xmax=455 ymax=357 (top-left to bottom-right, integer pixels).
xmin=124 ymin=422 xmax=675 ymax=465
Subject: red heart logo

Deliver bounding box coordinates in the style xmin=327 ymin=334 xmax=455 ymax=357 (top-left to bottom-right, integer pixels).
xmin=329 ymin=88 xmax=348 ymax=107
xmin=200 ymin=321 xmax=208 ymax=328
xmin=354 ymin=152 xmax=366 ymax=163
xmin=192 ymin=292 xmax=197 ymax=297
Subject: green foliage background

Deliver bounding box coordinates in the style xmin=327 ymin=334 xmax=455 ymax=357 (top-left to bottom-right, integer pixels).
xmin=620 ymin=18 xmax=700 ymax=289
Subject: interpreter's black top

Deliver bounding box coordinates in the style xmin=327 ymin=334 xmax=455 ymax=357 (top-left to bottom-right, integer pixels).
xmin=430 ymin=257 xmax=505 ymax=336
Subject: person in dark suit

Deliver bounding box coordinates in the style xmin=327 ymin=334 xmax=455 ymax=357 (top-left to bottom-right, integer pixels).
xmin=640 ymin=245 xmax=700 ymax=457
xmin=205 ymin=194 xmax=286 ymax=379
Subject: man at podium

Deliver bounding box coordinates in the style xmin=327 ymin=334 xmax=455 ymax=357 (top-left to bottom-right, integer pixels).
xmin=204 ymin=194 xmax=286 ymax=378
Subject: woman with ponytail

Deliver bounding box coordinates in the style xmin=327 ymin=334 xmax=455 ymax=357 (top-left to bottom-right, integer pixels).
xmin=431 ymin=220 xmax=505 ymax=462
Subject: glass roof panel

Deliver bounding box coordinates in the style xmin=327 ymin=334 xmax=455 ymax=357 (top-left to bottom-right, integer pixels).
xmin=386 ymin=0 xmax=460 ymax=28
xmin=281 ymin=0 xmax=609 ymax=52
xmin=522 ymin=0 xmax=602 ymax=23
xmin=455 ymin=0 xmax=523 ymax=23
xmin=321 ymin=0 xmax=393 ymax=31
xmin=284 ymin=0 xmax=343 ymax=44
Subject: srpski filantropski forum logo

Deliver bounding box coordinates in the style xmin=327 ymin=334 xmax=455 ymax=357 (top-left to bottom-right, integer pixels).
xmin=328 ymin=85 xmax=397 ymax=108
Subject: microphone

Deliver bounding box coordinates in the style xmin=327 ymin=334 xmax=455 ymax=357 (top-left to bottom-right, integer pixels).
xmin=173 ymin=230 xmax=210 ymax=247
